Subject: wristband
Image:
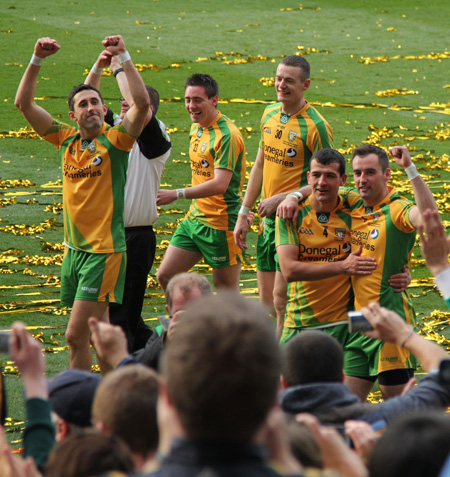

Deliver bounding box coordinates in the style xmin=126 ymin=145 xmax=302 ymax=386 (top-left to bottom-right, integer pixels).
xmin=400 ymin=327 xmax=414 ymax=348
xmin=405 ymin=163 xmax=420 ymax=181
xmin=113 ymin=68 xmax=124 ymax=78
xmin=176 ymin=189 xmax=186 ymax=200
xmin=239 ymin=205 xmax=250 ymax=216
xmin=287 ymin=191 xmax=303 ymax=201
xmin=91 ymin=63 xmax=103 ymax=75
xmin=30 ymin=54 xmax=44 ymax=66
xmin=117 ymin=50 xmax=131 ymax=64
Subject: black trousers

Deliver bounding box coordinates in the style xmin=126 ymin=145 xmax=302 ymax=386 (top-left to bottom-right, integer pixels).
xmin=109 ymin=226 xmax=156 ymax=352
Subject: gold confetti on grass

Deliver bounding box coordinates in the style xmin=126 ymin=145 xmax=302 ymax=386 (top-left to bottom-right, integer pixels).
xmin=374 ymin=88 xmax=419 ymax=97
xmin=359 ymin=51 xmax=450 ymax=64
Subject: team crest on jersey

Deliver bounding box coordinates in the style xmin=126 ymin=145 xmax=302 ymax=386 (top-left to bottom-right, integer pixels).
xmin=288 ymin=130 xmax=298 ymax=142
xmin=88 ymin=143 xmax=96 ymax=152
xmin=287 ymin=148 xmax=297 ymax=158
xmin=92 ymin=156 xmax=103 ymax=166
xmin=280 ymin=113 xmax=290 ymax=124
xmin=371 ymin=212 xmax=380 ymax=222
xmin=197 ymin=127 xmax=203 ymax=138
xmin=317 ymin=213 xmax=329 ymax=224
xmin=343 ymin=242 xmax=351 ymax=253
xmin=370 ymin=229 xmax=379 ymax=239
xmin=201 ymin=159 xmax=210 ymax=168
xmin=201 ymin=142 xmax=208 ymax=153
xmin=335 ymin=228 xmax=346 ymax=240
xmin=299 ymin=227 xmax=314 ymax=235
xmin=264 ymin=127 xmax=272 ymax=134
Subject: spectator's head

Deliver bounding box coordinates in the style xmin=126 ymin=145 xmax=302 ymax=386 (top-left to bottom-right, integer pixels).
xmin=48 ymin=369 xmax=101 ymax=441
xmin=282 ymin=331 xmax=344 ymax=387
xmin=160 ymin=292 xmax=280 ymax=442
xmin=165 ymin=272 xmax=212 ymax=317
xmin=369 ymin=411 xmax=450 ymax=477
xmin=92 ymin=365 xmax=159 ymax=470
xmin=45 ymin=432 xmax=134 ymax=477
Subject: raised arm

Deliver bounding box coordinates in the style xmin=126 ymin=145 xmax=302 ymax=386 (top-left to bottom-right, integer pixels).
xmin=110 ymin=55 xmax=152 ymax=125
xmin=84 ymin=50 xmax=112 ymax=90
xmin=102 ymin=35 xmax=150 ymax=137
xmin=389 ymin=146 xmax=438 ymax=229
xmin=15 ymin=37 xmax=60 ymax=136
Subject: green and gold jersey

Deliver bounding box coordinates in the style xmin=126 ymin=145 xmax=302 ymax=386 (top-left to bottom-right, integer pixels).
xmin=43 ymin=120 xmax=135 ymax=253
xmin=347 ymin=186 xmax=416 ymax=324
xmin=185 ymin=112 xmax=246 ymax=231
xmin=275 ymin=195 xmax=354 ymax=330
xmin=259 ymin=101 xmax=333 ymax=200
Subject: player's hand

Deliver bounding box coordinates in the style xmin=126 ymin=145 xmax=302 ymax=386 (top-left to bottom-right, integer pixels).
xmin=233 ymin=214 xmax=249 ymax=250
xmin=102 ymin=35 xmax=126 ymax=56
xmin=341 ymin=245 xmax=376 ymax=275
xmin=360 ymin=302 xmax=412 ymax=346
xmin=157 ymin=189 xmax=177 ymax=206
xmin=388 ymin=265 xmax=411 ymax=293
xmin=34 ymin=37 xmax=60 ymax=58
xmin=258 ymin=195 xmax=282 ymax=218
xmin=389 ymin=146 xmax=412 ymax=168
xmin=95 ymin=50 xmax=113 ymax=69
xmin=418 ymin=209 xmax=450 ymax=276
xmin=247 ymin=211 xmax=255 ymax=227
xmin=277 ymin=195 xmax=299 ymax=222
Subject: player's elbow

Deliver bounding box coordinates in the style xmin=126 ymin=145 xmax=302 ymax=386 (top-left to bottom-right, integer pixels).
xmin=280 ymin=266 xmax=295 ymax=283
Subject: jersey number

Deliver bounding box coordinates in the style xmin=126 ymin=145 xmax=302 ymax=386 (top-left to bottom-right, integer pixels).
xmin=275 ymin=129 xmax=283 ymax=139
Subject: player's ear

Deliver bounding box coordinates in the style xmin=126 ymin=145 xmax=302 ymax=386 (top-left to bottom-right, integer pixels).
xmin=68 ymin=111 xmax=76 ymax=122
xmin=384 ymin=167 xmax=391 ymax=182
xmin=303 ymin=79 xmax=311 ymax=91
xmin=340 ymin=173 xmax=347 ymax=186
xmin=307 ymin=170 xmax=311 ymax=184
xmin=211 ymin=95 xmax=219 ymax=108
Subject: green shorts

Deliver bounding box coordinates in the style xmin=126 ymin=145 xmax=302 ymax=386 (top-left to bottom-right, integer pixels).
xmin=256 ymin=215 xmax=281 ymax=272
xmin=170 ymin=219 xmax=242 ymax=268
xmin=61 ymin=248 xmax=127 ymax=307
xmin=344 ymin=332 xmax=417 ymax=378
xmin=281 ymin=322 xmax=350 ymax=346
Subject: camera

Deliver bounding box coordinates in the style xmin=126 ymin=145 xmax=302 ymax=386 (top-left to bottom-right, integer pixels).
xmin=348 ymin=311 xmax=373 ymax=333
xmin=0 ymin=331 xmax=11 ymax=354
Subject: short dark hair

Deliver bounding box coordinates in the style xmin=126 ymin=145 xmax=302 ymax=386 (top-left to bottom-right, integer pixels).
xmin=351 ymin=144 xmax=390 ymax=172
xmin=92 ymin=365 xmax=159 ymax=458
xmin=282 ymin=331 xmax=344 ymax=386
xmin=45 ymin=432 xmax=134 ymax=477
xmin=162 ymin=292 xmax=280 ymax=442
xmin=165 ymin=272 xmax=212 ymax=309
xmin=67 ymin=84 xmax=103 ymax=111
xmin=184 ymin=73 xmax=219 ymax=98
xmin=310 ymin=148 xmax=346 ymax=176
xmin=145 ymin=84 xmax=160 ymax=115
xmin=369 ymin=411 xmax=450 ymax=477
xmin=279 ymin=55 xmax=310 ymax=82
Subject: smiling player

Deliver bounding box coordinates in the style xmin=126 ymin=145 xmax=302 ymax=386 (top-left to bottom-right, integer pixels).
xmin=156 ymin=74 xmax=246 ymax=292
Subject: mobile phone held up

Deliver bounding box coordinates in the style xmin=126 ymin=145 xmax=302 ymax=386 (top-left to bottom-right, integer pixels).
xmin=0 ymin=331 xmax=11 ymax=354
xmin=348 ymin=311 xmax=373 ymax=333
